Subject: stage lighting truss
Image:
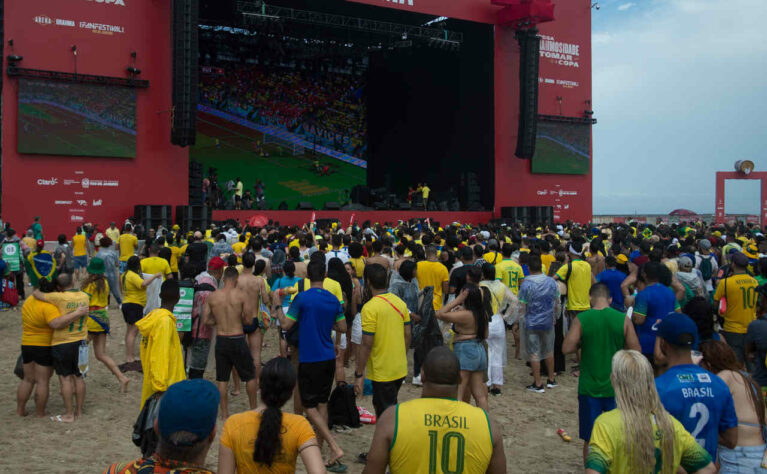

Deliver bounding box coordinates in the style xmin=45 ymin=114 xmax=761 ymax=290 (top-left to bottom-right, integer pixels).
xmin=237 ymin=1 xmax=463 ymax=46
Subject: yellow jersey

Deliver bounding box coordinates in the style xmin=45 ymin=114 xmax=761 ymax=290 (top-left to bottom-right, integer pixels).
xmin=290 ymin=278 xmax=344 ymax=304
xmin=47 ymin=290 xmax=90 ymax=346
xmin=417 ymin=261 xmax=449 ymax=310
xmin=83 ymin=280 xmax=110 ymax=308
xmin=390 ymin=397 xmax=493 ymax=474
xmin=21 ymin=297 xmax=60 ymax=346
xmin=118 ymin=233 xmax=138 ymax=262
xmin=122 ymin=270 xmax=147 ymax=306
xmin=714 ymin=274 xmax=759 ymax=334
xmin=72 ymin=234 xmax=87 ymax=257
xmin=480 ymin=280 xmax=507 ymax=315
xmin=349 ymin=256 xmax=365 ymax=278
xmin=495 ymin=259 xmax=524 ymax=295
xmin=361 ymin=293 xmax=410 ymax=382
xmin=556 ymin=259 xmax=592 ymax=311
xmin=141 ymin=256 xmax=171 ymax=280
xmin=586 ymin=409 xmax=711 ymax=473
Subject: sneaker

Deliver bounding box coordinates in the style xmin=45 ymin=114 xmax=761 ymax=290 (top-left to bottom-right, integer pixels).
xmin=412 ymin=375 xmax=422 ymax=386
xmin=546 ymin=379 xmax=558 ymax=389
xmin=526 ymin=383 xmax=545 ymax=393
xmin=489 ymin=387 xmax=502 ymax=396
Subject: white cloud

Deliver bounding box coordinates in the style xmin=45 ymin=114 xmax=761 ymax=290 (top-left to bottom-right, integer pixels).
xmin=617 ymin=2 xmax=635 ymax=11
xmin=592 ymin=0 xmax=767 ymax=215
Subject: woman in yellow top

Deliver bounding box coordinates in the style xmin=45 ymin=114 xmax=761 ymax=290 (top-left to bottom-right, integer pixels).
xmin=218 ymin=357 xmax=325 ymax=474
xmin=585 ymin=350 xmax=715 ymax=474
xmin=121 ymin=256 xmax=163 ymax=368
xmin=82 ymin=258 xmax=130 ymax=392
xmin=72 ymin=227 xmax=88 ymax=282
xmin=169 ymin=234 xmax=183 ymax=280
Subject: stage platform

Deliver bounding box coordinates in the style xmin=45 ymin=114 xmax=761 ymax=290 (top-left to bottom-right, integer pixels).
xmin=212 ymin=210 xmax=494 ymax=227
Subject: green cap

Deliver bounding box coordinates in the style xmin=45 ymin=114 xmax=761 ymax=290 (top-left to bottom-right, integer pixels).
xmin=87 ymin=257 xmax=105 ymax=275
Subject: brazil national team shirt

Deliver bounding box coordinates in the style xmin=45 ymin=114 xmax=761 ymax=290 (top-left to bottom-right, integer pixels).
xmin=655 ymin=364 xmax=737 ymax=459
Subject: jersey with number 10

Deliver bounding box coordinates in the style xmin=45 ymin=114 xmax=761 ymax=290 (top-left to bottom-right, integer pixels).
xmin=655 ymin=364 xmax=737 ymax=459
xmin=389 ymin=397 xmax=493 ymax=474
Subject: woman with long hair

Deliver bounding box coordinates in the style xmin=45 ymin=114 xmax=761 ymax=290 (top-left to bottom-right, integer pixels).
xmin=436 ymin=284 xmax=491 ymax=410
xmin=586 ymin=350 xmax=715 ymax=474
xmin=218 ymin=357 xmax=325 ymax=474
xmin=699 ymin=340 xmax=767 ymax=473
xmin=327 ymin=257 xmax=353 ymax=383
xmin=83 ymin=258 xmax=130 ymax=392
xmin=344 ymin=261 xmax=363 ymax=367
xmin=683 ymin=296 xmax=721 ymax=343
xmin=271 ymin=261 xmax=300 ymax=358
xmin=121 ymin=255 xmax=163 ymax=367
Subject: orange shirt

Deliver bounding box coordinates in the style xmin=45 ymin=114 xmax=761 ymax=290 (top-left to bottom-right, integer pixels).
xmin=220 ymin=411 xmax=316 ymax=474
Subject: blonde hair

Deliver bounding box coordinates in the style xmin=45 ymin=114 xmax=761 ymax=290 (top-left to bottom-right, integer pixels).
xmin=610 ymin=350 xmax=676 ymax=474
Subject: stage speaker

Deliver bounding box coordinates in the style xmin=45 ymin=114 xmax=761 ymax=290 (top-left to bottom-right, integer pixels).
xmin=515 ymin=28 xmax=540 ymax=159
xmin=189 ymin=161 xmax=203 ymax=205
xmin=278 ymin=201 xmax=289 ymax=210
xmin=176 ymin=205 xmax=209 ymax=231
xmin=324 ymin=201 xmax=341 ymax=210
xmin=171 ymin=0 xmax=199 ymax=147
xmin=350 ymin=185 xmax=370 ymax=206
xmin=135 ymin=205 xmax=173 ymax=231
xmin=296 ymin=201 xmax=314 ymax=210
xmin=538 ymin=206 xmax=554 ymax=224
xmin=373 ymin=201 xmax=389 ymax=211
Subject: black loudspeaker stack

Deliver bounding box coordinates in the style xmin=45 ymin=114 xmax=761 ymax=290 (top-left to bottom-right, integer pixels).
xmin=135 ymin=205 xmax=173 ymax=231
xmin=296 ymin=201 xmax=314 ymax=210
xmin=176 ymin=205 xmax=209 ymax=231
xmin=323 ymin=202 xmax=341 ymax=210
xmin=171 ymin=0 xmax=199 ymax=147
xmin=189 ymin=161 xmax=203 ymax=205
xmin=515 ymin=28 xmax=540 ymax=159
xmin=500 ymin=206 xmax=553 ymax=226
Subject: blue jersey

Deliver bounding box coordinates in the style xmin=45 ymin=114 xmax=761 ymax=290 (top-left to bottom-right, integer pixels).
xmin=596 ymin=269 xmax=627 ymax=309
xmin=633 ymin=283 xmax=679 ymax=354
xmin=656 ymin=364 xmax=738 ymax=459
xmin=286 ymin=288 xmax=345 ymax=363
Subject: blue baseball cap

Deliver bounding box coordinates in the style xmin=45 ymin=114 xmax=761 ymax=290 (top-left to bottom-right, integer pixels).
xmin=657 ymin=312 xmax=699 ymax=348
xmin=158 ymin=379 xmax=220 ymax=444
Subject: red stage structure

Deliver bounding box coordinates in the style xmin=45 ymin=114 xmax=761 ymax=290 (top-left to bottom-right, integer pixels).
xmin=2 ymin=0 xmax=593 ymax=235
xmin=714 ymin=172 xmax=767 ymax=226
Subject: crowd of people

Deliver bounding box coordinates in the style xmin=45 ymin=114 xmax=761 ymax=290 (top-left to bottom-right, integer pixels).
xmin=6 ymin=215 xmax=767 ymax=472
xmin=200 ymin=64 xmax=367 ymax=158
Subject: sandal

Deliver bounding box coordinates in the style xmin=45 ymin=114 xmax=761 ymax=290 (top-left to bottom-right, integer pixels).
xmin=325 ymin=460 xmax=348 ymax=473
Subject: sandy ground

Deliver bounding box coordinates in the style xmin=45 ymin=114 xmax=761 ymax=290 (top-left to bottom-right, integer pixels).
xmin=1 ymin=302 xmax=584 ymax=473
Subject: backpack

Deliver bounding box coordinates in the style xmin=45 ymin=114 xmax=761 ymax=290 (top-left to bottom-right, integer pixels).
xmin=284 ymin=279 xmax=305 ymax=347
xmin=1 ymin=278 xmax=19 ymax=307
xmin=699 ymin=255 xmax=714 ymax=281
xmin=327 ymin=383 xmax=361 ymax=428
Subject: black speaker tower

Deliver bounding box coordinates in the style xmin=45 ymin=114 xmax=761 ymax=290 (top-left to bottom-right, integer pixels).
xmin=515 ymin=28 xmax=540 ymax=159
xmin=171 ymin=0 xmax=199 ymax=147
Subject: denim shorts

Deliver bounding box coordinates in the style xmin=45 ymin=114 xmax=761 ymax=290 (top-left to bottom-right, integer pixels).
xmin=453 ymin=339 xmax=488 ymax=372
xmin=718 ymin=444 xmax=767 ymax=473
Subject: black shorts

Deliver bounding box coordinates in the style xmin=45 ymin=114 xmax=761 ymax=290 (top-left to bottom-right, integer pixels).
xmin=372 ymin=378 xmax=405 ymax=418
xmin=298 ymin=359 xmax=335 ymax=408
xmin=51 ymin=341 xmax=82 ymax=377
xmin=21 ymin=345 xmax=53 ymax=367
xmin=215 ymin=335 xmax=255 ymax=382
xmin=122 ymin=303 xmax=144 ymax=325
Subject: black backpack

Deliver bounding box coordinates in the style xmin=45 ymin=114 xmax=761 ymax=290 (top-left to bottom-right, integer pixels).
xmin=327 ymin=383 xmax=360 ymax=428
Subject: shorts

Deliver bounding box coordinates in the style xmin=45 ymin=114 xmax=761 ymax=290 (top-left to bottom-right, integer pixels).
xmin=351 ymin=313 xmax=362 ymax=345
xmin=122 ymin=303 xmax=144 ymax=325
xmin=721 ymin=331 xmax=747 ymax=363
xmin=189 ymin=338 xmax=211 ymax=371
xmin=372 ymin=378 xmax=404 ymax=418
xmin=453 ymin=339 xmax=488 ymax=372
xmin=243 ymin=316 xmax=266 ymax=335
xmin=578 ymin=395 xmax=616 ymax=441
xmin=21 ymin=345 xmax=53 ymax=367
xmin=51 ymin=340 xmax=84 ymax=377
xmin=525 ymin=327 xmax=555 ymax=362
xmin=87 ymin=308 xmax=110 ymax=334
xmin=298 ymin=359 xmax=335 ymax=408
xmin=74 ymin=256 xmax=88 ymax=269
xmin=718 ymin=444 xmax=767 ymax=473
xmin=215 ymin=335 xmax=255 ymax=382
xmin=332 ymin=331 xmax=347 ymax=351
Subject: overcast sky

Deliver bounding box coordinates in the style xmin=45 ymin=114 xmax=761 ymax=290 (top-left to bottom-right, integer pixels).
xmin=591 ymin=0 xmax=767 ymax=215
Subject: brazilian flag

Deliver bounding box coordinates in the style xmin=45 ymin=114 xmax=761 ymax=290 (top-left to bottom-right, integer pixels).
xmin=26 ymin=251 xmax=56 ymax=287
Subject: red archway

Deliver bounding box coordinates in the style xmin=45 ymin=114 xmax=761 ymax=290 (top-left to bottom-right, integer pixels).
xmin=715 ymin=171 xmax=767 ymax=226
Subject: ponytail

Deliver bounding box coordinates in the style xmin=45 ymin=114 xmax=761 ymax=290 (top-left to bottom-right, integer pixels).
xmin=252 ymin=357 xmax=296 ymax=467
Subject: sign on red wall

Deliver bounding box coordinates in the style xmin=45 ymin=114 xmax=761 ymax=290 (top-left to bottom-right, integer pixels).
xmin=2 ymin=0 xmax=188 ymax=236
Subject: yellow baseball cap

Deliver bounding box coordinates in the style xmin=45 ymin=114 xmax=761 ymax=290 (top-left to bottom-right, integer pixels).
xmin=616 ymin=254 xmax=629 ymax=265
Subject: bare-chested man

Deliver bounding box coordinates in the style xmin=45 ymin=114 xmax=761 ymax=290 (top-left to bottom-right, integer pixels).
xmin=238 ymin=253 xmax=270 ymax=386
xmin=365 ymin=239 xmax=391 ymax=275
xmin=202 ymin=267 xmax=257 ymax=419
